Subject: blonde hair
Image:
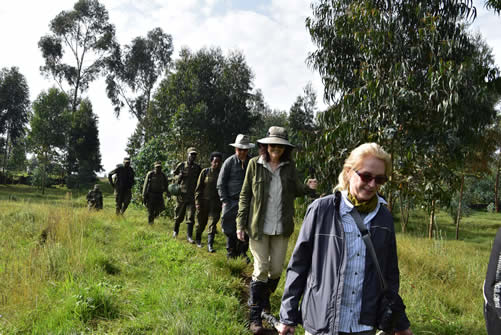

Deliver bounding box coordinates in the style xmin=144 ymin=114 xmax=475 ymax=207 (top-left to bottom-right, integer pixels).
xmin=335 ymin=143 xmax=391 ymax=191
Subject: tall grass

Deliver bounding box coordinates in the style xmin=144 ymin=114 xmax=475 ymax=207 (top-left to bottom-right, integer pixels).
xmin=0 ymin=184 xmax=496 ymax=334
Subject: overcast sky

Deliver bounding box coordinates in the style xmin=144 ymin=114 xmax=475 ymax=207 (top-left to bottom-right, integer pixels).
xmin=0 ymin=1 xmax=499 ymax=175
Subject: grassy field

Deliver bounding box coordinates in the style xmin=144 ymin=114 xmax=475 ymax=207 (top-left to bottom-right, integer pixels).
xmin=0 ymin=183 xmax=498 ymax=334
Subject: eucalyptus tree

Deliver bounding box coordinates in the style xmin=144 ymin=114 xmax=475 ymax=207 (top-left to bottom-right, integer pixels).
xmin=105 ymin=27 xmax=174 ymax=120
xmin=305 ymin=0 xmax=500 ymax=237
xmin=38 ymin=0 xmax=116 ymax=113
xmin=0 ymin=67 xmax=30 ymax=176
xmin=28 ymin=88 xmax=71 ymax=193
xmin=38 ymin=0 xmax=115 ymax=176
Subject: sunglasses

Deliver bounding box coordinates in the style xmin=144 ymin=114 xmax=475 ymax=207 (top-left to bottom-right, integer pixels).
xmin=354 ymin=170 xmax=388 ymax=185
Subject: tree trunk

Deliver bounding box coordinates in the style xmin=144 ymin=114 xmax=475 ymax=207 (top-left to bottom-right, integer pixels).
xmin=428 ymin=199 xmax=435 ymax=239
xmin=455 ymin=174 xmax=464 ymax=240
xmin=496 ymin=159 xmax=500 ymax=213
xmin=387 ymin=142 xmax=395 ymax=212
xmin=399 ymin=192 xmax=407 ymax=233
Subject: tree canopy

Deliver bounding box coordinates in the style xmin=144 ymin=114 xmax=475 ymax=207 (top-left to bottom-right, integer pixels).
xmin=0 ymin=67 xmax=30 ymax=174
xmin=106 ymin=27 xmax=174 ymax=120
xmin=302 ymin=0 xmax=501 ymax=235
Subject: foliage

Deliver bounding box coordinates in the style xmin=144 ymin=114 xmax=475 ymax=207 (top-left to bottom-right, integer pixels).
xmin=0 ymin=67 xmax=30 ymax=176
xmin=131 ymin=134 xmax=177 ymax=205
xmin=28 ymin=88 xmax=71 ymax=193
xmin=304 ymin=0 xmax=500 ymax=236
xmin=485 ymin=0 xmax=501 ymax=14
xmin=7 ymin=139 xmax=28 ymax=172
xmin=144 ymin=47 xmax=258 ymax=160
xmin=105 ymin=27 xmax=174 ymax=120
xmin=65 ymin=99 xmax=102 ymax=188
xmin=38 ymin=0 xmax=116 ymax=112
xmin=288 ymin=82 xmax=316 ymax=136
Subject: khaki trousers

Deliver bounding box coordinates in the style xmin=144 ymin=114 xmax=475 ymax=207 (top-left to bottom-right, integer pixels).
xmin=249 ymin=234 xmax=289 ymax=282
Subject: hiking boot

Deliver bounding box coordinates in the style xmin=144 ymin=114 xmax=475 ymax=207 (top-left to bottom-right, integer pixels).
xmin=249 ymin=321 xmax=265 ymax=334
xmin=187 ymin=236 xmax=195 ymax=244
xmin=172 ymin=231 xmax=178 ymax=239
xmin=196 ymin=240 xmax=202 ymax=248
xmin=208 ymin=234 xmax=215 ymax=253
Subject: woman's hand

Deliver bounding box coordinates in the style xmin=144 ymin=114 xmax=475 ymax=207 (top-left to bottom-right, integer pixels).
xmin=276 ymin=322 xmax=295 ymax=335
xmin=307 ymin=178 xmax=318 ymax=190
xmin=237 ymin=230 xmax=245 ymax=241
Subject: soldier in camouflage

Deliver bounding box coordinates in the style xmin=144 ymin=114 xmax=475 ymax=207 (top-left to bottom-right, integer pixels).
xmin=86 ymin=184 xmax=103 ymax=210
xmin=172 ymin=147 xmax=202 ymax=242
xmin=108 ymin=157 xmax=135 ymax=215
xmin=194 ymin=152 xmax=223 ymax=252
xmin=142 ymin=161 xmax=170 ymax=225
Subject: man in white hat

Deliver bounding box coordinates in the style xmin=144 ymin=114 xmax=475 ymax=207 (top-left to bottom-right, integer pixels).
xmin=217 ymin=134 xmax=254 ymax=260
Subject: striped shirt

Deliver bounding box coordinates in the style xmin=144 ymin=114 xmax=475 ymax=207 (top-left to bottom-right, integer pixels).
xmin=338 ymin=190 xmax=386 ymax=333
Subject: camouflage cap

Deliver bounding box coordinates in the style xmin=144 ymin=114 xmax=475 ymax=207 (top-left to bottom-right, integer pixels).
xmin=93 ymin=184 xmax=100 ymax=190
xmin=123 ymin=157 xmax=131 ymax=162
xmin=187 ymin=147 xmax=198 ymax=154
xmin=154 ymin=161 xmax=162 ymax=167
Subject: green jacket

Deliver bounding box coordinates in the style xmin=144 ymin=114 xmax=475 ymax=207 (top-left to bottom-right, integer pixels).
xmin=236 ymin=156 xmax=315 ymax=240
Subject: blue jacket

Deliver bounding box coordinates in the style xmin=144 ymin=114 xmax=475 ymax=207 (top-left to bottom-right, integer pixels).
xmin=279 ymin=192 xmax=410 ymax=334
xmin=217 ymin=154 xmax=249 ymax=203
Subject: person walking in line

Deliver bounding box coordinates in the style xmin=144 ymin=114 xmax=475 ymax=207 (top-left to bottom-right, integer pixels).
xmin=484 ymin=227 xmax=501 ymax=334
xmin=236 ymin=126 xmax=318 ymax=334
xmin=172 ymin=147 xmax=202 ymax=242
xmin=86 ymin=184 xmax=103 ymax=210
xmin=108 ymin=157 xmax=135 ymax=215
xmin=277 ymin=143 xmax=412 ymax=335
xmin=142 ymin=161 xmax=169 ymax=225
xmin=217 ymin=134 xmax=254 ymax=260
xmin=194 ymin=152 xmax=223 ymax=252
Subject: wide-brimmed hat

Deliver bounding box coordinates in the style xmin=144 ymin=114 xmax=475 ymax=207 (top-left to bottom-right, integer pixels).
xmin=187 ymin=147 xmax=198 ymax=154
xmin=257 ymin=126 xmax=294 ymax=147
xmin=154 ymin=161 xmax=162 ymax=168
xmin=230 ymin=134 xmax=255 ymax=149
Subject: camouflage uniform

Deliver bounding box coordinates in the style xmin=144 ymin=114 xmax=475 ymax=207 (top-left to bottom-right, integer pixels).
xmin=173 ymin=148 xmax=202 ymax=241
xmin=108 ymin=158 xmax=135 ymax=215
xmin=142 ymin=162 xmax=169 ymax=224
xmin=86 ymin=185 xmax=103 ymax=210
xmin=195 ymin=164 xmax=222 ymax=251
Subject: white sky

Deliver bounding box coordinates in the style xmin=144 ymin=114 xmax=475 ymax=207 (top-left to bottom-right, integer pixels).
xmin=0 ymin=1 xmax=499 ymax=175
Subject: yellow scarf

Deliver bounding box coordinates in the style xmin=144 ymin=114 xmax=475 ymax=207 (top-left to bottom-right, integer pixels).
xmin=347 ymin=191 xmax=378 ymax=214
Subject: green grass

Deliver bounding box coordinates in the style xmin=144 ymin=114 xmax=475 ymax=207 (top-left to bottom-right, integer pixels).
xmin=0 ymin=184 xmax=496 ymax=334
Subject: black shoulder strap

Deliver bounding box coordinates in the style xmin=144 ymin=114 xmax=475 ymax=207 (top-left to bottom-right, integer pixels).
xmin=350 ymin=208 xmax=387 ymax=291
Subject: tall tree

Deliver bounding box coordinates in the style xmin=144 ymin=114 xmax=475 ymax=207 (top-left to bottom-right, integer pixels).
xmin=28 ymin=88 xmax=70 ymax=194
xmin=38 ymin=0 xmax=116 ymax=113
xmin=0 ymin=67 xmax=30 ymax=177
xmin=105 ymin=27 xmax=174 ymax=120
xmin=66 ymin=98 xmax=102 ymax=188
xmin=304 ymin=0 xmax=499 ymax=236
xmin=143 ymin=47 xmax=257 ymax=160
xmin=38 ymin=0 xmax=114 ymax=176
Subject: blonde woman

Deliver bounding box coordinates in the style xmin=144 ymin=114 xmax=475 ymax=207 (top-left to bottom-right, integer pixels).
xmin=278 ymin=143 xmax=413 ymax=335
